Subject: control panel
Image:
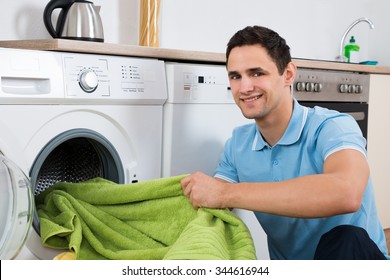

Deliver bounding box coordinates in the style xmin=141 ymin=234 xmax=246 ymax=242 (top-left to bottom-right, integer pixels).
xmin=165 ymin=62 xmax=233 ymax=104
xmin=166 ymin=63 xmax=370 ymax=105
xmin=294 ymin=68 xmax=370 ymax=103
xmin=62 ymin=53 xmax=167 ymax=104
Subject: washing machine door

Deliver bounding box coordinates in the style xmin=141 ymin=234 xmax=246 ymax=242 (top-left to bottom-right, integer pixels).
xmin=0 ymin=155 xmax=33 ymax=259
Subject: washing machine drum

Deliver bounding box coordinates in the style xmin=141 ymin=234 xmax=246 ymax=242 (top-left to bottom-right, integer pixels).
xmin=33 ymin=137 xmax=107 ymax=195
xmin=31 ymin=131 xmax=124 ymax=197
xmin=29 ymin=131 xmax=125 ymax=236
xmin=0 ymin=154 xmax=34 ymax=260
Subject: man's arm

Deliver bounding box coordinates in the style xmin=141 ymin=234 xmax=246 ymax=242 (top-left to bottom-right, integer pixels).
xmin=181 ymin=149 xmax=369 ymax=218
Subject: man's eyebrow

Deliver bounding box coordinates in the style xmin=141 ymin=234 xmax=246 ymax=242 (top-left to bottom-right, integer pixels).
xmin=227 ymin=70 xmax=239 ymax=76
xmin=247 ymin=67 xmax=267 ymax=74
xmin=228 ymin=67 xmax=268 ymax=76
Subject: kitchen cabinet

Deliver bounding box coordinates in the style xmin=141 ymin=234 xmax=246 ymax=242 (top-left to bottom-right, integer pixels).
xmin=367 ymin=74 xmax=390 ymax=228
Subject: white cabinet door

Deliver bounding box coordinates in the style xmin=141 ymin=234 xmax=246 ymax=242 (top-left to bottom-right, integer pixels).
xmin=368 ymin=74 xmax=390 ymax=228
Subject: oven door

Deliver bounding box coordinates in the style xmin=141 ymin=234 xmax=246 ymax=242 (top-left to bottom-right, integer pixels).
xmin=298 ymin=101 xmax=368 ymax=140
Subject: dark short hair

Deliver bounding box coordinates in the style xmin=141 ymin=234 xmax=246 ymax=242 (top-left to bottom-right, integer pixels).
xmin=226 ymin=26 xmax=292 ymax=75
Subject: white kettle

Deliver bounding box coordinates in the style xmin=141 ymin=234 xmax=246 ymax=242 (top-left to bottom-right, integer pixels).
xmin=43 ymin=0 xmax=104 ymax=42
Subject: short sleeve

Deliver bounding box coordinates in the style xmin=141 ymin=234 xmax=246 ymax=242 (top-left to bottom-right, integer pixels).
xmin=214 ymin=136 xmax=239 ymax=183
xmin=315 ymin=113 xmax=367 ymax=160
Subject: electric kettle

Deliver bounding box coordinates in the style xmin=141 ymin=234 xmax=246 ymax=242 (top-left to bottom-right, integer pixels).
xmin=43 ymin=0 xmax=104 ymax=42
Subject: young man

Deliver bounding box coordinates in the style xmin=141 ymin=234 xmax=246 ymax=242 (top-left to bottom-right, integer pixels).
xmin=181 ymin=25 xmax=389 ymax=260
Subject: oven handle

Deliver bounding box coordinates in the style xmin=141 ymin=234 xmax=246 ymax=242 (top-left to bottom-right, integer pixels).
xmin=346 ymin=112 xmax=365 ymax=121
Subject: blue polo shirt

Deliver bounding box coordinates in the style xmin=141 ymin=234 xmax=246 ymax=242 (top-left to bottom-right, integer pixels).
xmin=214 ymin=99 xmax=389 ymax=260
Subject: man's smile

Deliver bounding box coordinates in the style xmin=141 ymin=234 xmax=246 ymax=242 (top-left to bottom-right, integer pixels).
xmin=240 ymin=94 xmax=263 ymax=103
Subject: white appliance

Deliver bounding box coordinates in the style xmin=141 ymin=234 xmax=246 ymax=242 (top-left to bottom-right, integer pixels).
xmin=163 ymin=62 xmax=269 ymax=259
xmin=0 ymin=48 xmax=167 ymax=259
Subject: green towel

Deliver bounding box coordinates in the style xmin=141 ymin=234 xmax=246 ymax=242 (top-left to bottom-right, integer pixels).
xmin=36 ymin=175 xmax=256 ymax=260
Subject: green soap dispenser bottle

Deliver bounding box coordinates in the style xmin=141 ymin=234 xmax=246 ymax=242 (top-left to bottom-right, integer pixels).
xmin=344 ymin=36 xmax=360 ymax=63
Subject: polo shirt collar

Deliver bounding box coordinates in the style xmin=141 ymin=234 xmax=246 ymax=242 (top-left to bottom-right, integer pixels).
xmin=253 ymin=99 xmax=308 ymax=150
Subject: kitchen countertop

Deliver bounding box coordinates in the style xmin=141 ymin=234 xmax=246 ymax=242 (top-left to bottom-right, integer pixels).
xmin=1 ymin=39 xmax=390 ymax=74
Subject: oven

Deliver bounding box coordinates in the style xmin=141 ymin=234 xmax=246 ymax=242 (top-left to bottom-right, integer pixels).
xmin=294 ymin=68 xmax=369 ymax=139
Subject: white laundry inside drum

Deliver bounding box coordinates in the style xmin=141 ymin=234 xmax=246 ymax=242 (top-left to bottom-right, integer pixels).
xmin=0 ymin=154 xmax=34 ymax=260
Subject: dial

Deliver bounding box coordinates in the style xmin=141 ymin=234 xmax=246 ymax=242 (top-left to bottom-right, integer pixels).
xmin=295 ymin=82 xmax=306 ymax=92
xmin=348 ymin=84 xmax=355 ymax=93
xmin=305 ymin=82 xmax=315 ymax=92
xmin=314 ymin=83 xmax=322 ymax=92
xmin=339 ymin=84 xmax=349 ymax=93
xmin=339 ymin=84 xmax=363 ymax=94
xmin=355 ymin=85 xmax=363 ymax=93
xmin=78 ymin=69 xmax=98 ymax=92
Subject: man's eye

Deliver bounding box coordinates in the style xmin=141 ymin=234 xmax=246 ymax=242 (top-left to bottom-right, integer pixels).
xmin=229 ymin=75 xmax=240 ymax=80
xmin=253 ymin=72 xmax=263 ymax=77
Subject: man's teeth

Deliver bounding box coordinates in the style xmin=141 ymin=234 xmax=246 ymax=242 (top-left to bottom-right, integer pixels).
xmin=244 ymin=96 xmax=260 ymax=102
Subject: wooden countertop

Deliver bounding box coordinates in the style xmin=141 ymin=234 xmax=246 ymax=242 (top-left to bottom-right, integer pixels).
xmin=1 ymin=39 xmax=390 ymax=74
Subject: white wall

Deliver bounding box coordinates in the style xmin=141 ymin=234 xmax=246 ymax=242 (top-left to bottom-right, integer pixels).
xmin=0 ymin=0 xmax=389 ymax=64
xmin=0 ymin=0 xmax=139 ymax=45
xmin=160 ymin=0 xmax=389 ymax=64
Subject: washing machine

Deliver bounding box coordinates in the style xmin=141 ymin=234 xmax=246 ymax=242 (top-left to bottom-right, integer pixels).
xmin=0 ymin=48 xmax=167 ymax=259
xmin=163 ymin=62 xmax=269 ymax=259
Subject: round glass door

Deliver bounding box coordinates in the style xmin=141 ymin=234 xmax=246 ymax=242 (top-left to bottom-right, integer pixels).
xmin=0 ymin=154 xmax=33 ymax=259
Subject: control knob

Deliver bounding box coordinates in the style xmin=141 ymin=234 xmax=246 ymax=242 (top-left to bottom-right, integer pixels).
xmin=314 ymin=83 xmax=322 ymax=92
xmin=355 ymin=85 xmax=363 ymax=93
xmin=339 ymin=84 xmax=363 ymax=94
xmin=348 ymin=84 xmax=356 ymax=93
xmin=339 ymin=84 xmax=349 ymax=93
xmin=295 ymin=82 xmax=306 ymax=92
xmin=78 ymin=69 xmax=98 ymax=93
xmin=305 ymin=82 xmax=315 ymax=92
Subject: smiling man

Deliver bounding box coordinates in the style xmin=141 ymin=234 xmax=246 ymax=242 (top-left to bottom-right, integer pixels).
xmin=181 ymin=25 xmax=389 ymax=260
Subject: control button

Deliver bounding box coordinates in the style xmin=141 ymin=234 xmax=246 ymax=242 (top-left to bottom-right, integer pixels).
xmin=183 ymin=73 xmax=193 ymax=84
xmin=314 ymin=83 xmax=322 ymax=92
xmin=339 ymin=84 xmax=349 ymax=93
xmin=339 ymin=84 xmax=363 ymax=94
xmin=305 ymin=82 xmax=315 ymax=92
xmin=348 ymin=84 xmax=357 ymax=93
xmin=79 ymin=69 xmax=98 ymax=93
xmin=295 ymin=82 xmax=306 ymax=92
xmin=355 ymin=85 xmax=363 ymax=93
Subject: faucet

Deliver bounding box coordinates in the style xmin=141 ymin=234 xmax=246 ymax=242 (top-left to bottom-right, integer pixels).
xmin=336 ymin=17 xmax=375 ymax=62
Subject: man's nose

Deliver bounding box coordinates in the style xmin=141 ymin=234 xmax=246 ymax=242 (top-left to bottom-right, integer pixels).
xmin=239 ymin=76 xmax=254 ymax=93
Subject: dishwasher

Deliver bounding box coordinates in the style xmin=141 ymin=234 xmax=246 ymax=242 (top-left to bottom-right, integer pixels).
xmin=162 ymin=61 xmax=371 ymax=260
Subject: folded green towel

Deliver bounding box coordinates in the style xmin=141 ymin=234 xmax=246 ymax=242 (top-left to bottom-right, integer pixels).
xmin=36 ymin=175 xmax=256 ymax=260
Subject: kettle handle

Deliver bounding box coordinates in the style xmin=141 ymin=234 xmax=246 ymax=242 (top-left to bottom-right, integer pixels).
xmin=43 ymin=0 xmax=75 ymax=38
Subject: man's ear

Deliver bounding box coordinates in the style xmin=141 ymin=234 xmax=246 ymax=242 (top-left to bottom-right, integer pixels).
xmin=284 ymin=62 xmax=297 ymax=86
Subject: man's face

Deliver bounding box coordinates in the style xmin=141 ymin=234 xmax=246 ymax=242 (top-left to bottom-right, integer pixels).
xmin=226 ymin=44 xmax=293 ymax=122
